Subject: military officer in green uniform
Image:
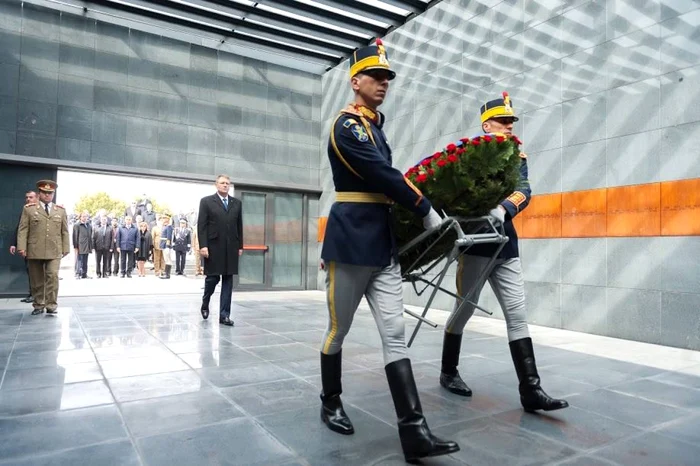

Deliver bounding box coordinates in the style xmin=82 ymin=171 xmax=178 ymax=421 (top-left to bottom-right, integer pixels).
xmin=16 ymin=180 xmax=70 ymax=315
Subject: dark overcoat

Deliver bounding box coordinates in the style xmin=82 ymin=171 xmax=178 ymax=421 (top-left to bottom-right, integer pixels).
xmin=197 ymin=193 xmax=243 ymax=276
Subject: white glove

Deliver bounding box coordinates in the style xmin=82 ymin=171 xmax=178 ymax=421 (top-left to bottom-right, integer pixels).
xmin=489 ymin=206 xmax=505 ymax=225
xmin=422 ymin=208 xmax=442 ymax=230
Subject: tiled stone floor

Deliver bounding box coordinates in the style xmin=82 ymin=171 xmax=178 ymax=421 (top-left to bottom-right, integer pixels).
xmin=0 ymin=291 xmax=699 ymax=465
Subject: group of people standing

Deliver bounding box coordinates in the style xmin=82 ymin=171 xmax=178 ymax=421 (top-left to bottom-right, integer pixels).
xmin=69 ymin=210 xmax=199 ymax=279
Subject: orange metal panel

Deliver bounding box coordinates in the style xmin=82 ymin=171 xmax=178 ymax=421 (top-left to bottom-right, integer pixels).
xmin=661 ymin=178 xmax=700 ymax=236
xmin=606 ymin=183 xmax=660 ymax=237
xmin=520 ymin=193 xmax=562 ymax=238
xmin=562 ymin=188 xmax=607 ymax=237
xmin=318 ymin=217 xmax=328 ymax=242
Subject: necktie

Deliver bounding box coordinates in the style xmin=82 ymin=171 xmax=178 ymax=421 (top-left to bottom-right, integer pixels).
xmin=223 ymin=197 xmax=228 ymax=210
xmin=44 ymin=204 xmax=49 ymax=215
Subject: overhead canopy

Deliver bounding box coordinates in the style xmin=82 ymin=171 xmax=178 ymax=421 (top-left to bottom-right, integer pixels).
xmin=27 ymin=0 xmax=433 ymax=74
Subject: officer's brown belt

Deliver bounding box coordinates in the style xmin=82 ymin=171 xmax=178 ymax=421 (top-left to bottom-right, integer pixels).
xmin=335 ymin=192 xmax=392 ymax=204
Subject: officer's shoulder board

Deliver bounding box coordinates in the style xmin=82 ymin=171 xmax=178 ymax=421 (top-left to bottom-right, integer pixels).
xmin=24 ymin=203 xmax=36 ymax=208
xmin=55 ymin=204 xmax=64 ymax=209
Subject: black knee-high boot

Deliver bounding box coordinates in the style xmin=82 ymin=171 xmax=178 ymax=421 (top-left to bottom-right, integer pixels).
xmin=320 ymin=351 xmax=353 ymax=435
xmin=385 ymin=358 xmax=459 ymax=463
xmin=509 ymin=338 xmax=569 ymax=412
xmin=439 ymin=331 xmax=472 ymax=396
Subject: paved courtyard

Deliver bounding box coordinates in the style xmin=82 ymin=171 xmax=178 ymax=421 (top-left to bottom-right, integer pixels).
xmin=0 ymin=291 xmax=699 ymax=465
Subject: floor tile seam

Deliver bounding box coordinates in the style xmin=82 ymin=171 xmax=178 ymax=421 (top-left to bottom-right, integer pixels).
xmin=601 ymin=386 xmax=698 ymax=413
xmin=558 ymin=395 xmax=679 ymax=433
xmin=129 ymin=415 xmax=254 ymax=442
xmin=74 ymin=314 xmax=148 ymax=466
xmin=546 ymin=451 xmax=618 ymax=466
xmin=633 ymin=372 xmax=700 ymax=392
xmin=200 ymin=374 xmax=304 ymax=392
xmin=202 ymin=372 xmax=309 ymax=461
xmin=468 ymin=413 xmax=593 ymax=456
xmin=649 ymin=416 xmax=700 ymax=450
xmin=0 ymin=312 xmax=25 ymax=390
xmin=0 ymin=375 xmax=110 ymax=394
xmin=0 ymin=398 xmax=116 ymax=421
xmin=0 ymin=437 xmax=132 ymax=465
xmin=579 ymin=428 xmax=661 ymax=457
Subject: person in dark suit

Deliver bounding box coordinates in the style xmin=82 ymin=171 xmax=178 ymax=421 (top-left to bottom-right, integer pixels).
xmin=92 ymin=216 xmax=113 ymax=278
xmin=197 ymin=175 xmax=243 ymax=326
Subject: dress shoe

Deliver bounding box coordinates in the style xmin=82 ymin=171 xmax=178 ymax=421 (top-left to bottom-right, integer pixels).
xmin=219 ymin=317 xmax=234 ymax=326
xmin=46 ymin=309 xmax=57 ymax=315
xmin=31 ymin=308 xmax=44 ymax=315
xmin=200 ymin=302 xmax=209 ymax=320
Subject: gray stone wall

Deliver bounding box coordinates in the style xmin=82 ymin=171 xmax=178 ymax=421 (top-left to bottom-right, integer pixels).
xmin=319 ymin=0 xmax=700 ymax=350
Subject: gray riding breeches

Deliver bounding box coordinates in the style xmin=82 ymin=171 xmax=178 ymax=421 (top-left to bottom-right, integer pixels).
xmin=320 ymin=259 xmax=407 ymax=365
xmin=446 ymin=255 xmax=530 ymax=342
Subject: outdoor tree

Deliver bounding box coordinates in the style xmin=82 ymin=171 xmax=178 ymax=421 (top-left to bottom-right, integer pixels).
xmin=74 ymin=192 xmax=127 ymax=217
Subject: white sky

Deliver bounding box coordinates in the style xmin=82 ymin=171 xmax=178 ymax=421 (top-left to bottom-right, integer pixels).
xmin=56 ymin=170 xmax=220 ymax=215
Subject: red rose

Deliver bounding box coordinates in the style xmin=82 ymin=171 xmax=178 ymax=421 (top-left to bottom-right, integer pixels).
xmin=446 ymin=143 xmax=456 ymax=152
xmin=432 ymin=152 xmax=441 ymax=159
xmin=416 ymin=174 xmax=428 ymax=183
xmin=456 ymin=148 xmax=465 ymax=155
xmin=428 ymin=168 xmax=435 ymax=176
xmin=460 ymin=138 xmax=470 ymax=145
xmin=514 ymin=136 xmax=522 ymax=145
xmin=471 ymin=139 xmax=481 ymax=146
xmin=447 ymin=154 xmax=458 ymax=163
xmin=421 ymin=159 xmax=432 ymax=167
xmin=436 ymin=159 xmax=447 ymax=167
xmin=496 ymin=135 xmax=505 ymax=142
xmin=483 ymin=135 xmax=492 ymax=142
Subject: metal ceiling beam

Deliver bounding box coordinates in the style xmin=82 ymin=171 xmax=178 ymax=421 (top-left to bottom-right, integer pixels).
xmin=203 ymin=0 xmax=370 ymax=43
xmin=319 ymin=0 xmax=407 ymax=24
xmin=259 ymin=0 xmax=388 ymax=35
xmin=135 ymin=0 xmax=353 ymax=53
xmin=87 ymin=0 xmax=342 ymax=62
xmin=379 ymin=0 xmax=430 ymax=13
xmin=180 ymin=0 xmax=359 ymax=47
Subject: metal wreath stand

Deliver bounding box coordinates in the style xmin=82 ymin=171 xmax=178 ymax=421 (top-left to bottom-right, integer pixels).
xmin=399 ymin=213 xmax=509 ymax=347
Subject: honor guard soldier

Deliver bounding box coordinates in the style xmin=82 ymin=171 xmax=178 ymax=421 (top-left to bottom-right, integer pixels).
xmin=439 ymin=93 xmax=569 ymax=413
xmin=16 ymin=180 xmax=70 ymax=315
xmin=318 ymin=39 xmax=459 ymax=462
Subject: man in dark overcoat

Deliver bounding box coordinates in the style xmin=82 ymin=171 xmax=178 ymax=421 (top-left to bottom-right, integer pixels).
xmin=197 ymin=174 xmax=243 ymax=326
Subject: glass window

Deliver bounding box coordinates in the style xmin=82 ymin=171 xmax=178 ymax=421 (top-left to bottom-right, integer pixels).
xmin=239 ymin=192 xmax=266 ymax=285
xmin=272 ymin=193 xmax=303 ymax=288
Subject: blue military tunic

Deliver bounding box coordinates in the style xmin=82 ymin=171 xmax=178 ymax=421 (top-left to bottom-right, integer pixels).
xmin=468 ymin=155 xmax=531 ymax=259
xmin=321 ymin=105 xmax=432 ymax=267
